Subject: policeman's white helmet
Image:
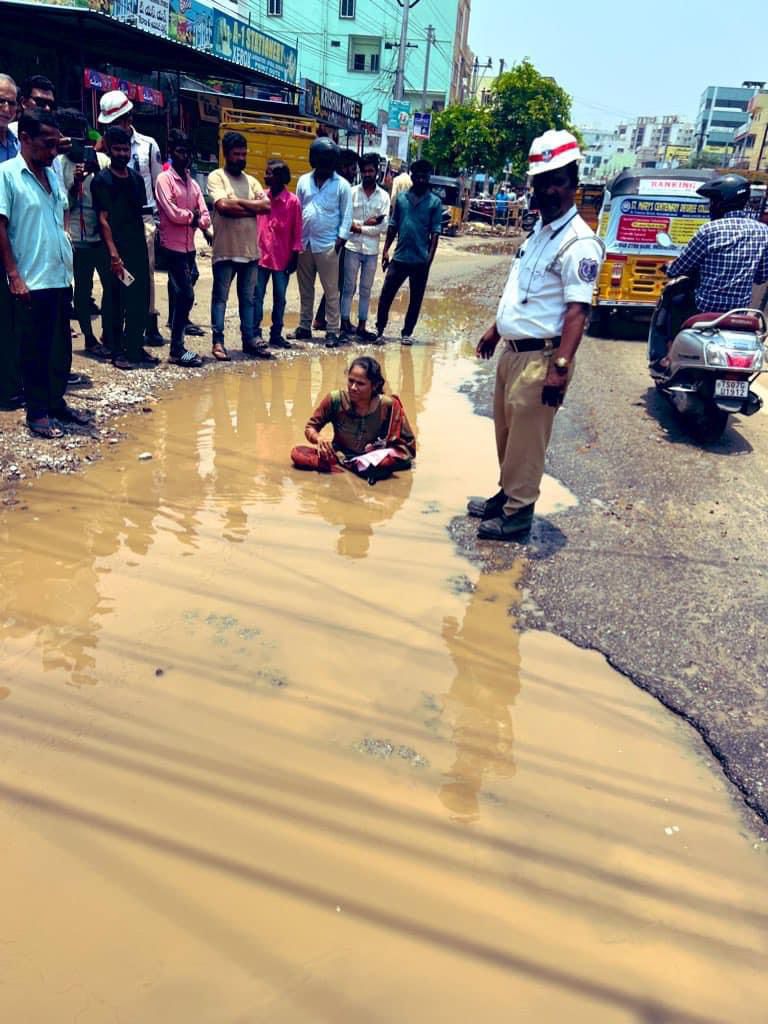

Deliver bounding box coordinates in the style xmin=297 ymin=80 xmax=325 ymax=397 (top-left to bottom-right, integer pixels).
xmin=98 ymin=90 xmax=133 ymax=125
xmin=528 ymin=130 xmax=582 ymax=177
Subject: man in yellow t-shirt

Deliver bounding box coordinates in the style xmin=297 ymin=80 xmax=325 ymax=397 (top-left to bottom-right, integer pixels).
xmin=207 ymin=131 xmax=270 ymax=360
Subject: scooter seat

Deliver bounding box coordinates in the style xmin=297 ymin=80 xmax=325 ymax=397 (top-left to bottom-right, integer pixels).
xmin=682 ymin=312 xmax=763 ymax=332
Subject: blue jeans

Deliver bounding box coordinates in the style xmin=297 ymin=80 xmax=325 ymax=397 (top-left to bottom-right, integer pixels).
xmin=211 ymin=259 xmax=259 ymax=344
xmin=254 ymin=266 xmax=290 ymax=341
xmin=341 ymin=250 xmax=378 ymax=323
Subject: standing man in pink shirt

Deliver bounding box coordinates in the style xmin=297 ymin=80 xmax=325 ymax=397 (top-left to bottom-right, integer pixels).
xmin=254 ymin=159 xmax=302 ymax=349
xmin=155 ymin=130 xmax=211 ymax=367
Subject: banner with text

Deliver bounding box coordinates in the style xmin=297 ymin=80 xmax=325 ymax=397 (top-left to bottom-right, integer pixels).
xmin=213 ymin=11 xmax=297 ymax=83
xmin=299 ymin=78 xmax=361 ymax=131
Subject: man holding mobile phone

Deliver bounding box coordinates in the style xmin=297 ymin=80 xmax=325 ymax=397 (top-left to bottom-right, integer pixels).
xmin=58 ymin=109 xmax=111 ymax=359
xmin=155 ymin=130 xmax=210 ymax=367
xmin=91 ymin=126 xmax=156 ymax=371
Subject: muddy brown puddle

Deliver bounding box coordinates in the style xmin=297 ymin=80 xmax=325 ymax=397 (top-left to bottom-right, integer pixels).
xmin=1 ymin=333 xmax=767 ymax=1023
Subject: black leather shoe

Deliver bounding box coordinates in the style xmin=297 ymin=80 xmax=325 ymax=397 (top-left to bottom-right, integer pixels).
xmin=289 ymin=326 xmax=313 ymax=341
xmin=184 ymin=323 xmax=205 ymax=337
xmin=477 ymin=504 xmax=535 ymax=541
xmin=144 ymin=313 xmax=166 ymax=347
xmin=467 ymin=489 xmax=506 ymax=520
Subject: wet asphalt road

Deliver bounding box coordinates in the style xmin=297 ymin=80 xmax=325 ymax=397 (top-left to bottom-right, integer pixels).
xmin=452 ymin=259 xmax=768 ymax=833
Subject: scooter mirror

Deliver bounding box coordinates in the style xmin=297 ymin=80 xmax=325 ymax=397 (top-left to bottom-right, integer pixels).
xmin=656 ymin=231 xmax=673 ymax=249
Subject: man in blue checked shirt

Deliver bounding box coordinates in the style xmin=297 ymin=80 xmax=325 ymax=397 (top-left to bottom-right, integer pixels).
xmin=666 ymin=174 xmax=768 ymax=314
xmin=292 ymin=137 xmax=352 ymax=349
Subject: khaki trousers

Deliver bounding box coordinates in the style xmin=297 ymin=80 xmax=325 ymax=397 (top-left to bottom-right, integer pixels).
xmin=493 ymin=344 xmax=573 ymax=514
xmin=297 ymin=247 xmax=340 ymax=332
xmin=143 ymin=214 xmax=157 ymax=316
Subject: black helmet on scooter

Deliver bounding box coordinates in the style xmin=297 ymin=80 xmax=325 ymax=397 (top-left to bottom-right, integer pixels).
xmin=309 ymin=136 xmax=339 ymax=171
xmin=697 ymin=174 xmax=750 ymax=211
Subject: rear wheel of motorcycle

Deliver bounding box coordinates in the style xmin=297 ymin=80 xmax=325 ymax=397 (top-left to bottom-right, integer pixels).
xmin=691 ymin=406 xmax=728 ymax=442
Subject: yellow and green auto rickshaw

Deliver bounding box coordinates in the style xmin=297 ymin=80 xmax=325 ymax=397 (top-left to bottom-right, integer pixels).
xmin=590 ymin=168 xmax=713 ymax=335
xmin=429 ymin=175 xmax=464 ymax=236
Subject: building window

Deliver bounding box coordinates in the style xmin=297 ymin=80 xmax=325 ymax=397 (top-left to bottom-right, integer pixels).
xmin=348 ymin=36 xmax=381 ymax=73
xmin=340 ymin=0 xmax=355 ymax=17
xmin=267 ymin=0 xmax=283 ymax=14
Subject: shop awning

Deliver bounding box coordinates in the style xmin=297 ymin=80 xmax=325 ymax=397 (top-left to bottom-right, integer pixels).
xmin=3 ymin=2 xmax=300 ymax=94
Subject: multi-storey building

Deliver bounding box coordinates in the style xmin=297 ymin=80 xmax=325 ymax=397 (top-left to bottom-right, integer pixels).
xmin=694 ymin=84 xmax=763 ymax=156
xmin=248 ymin=0 xmax=472 ymax=126
xmin=732 ymin=92 xmax=768 ymax=172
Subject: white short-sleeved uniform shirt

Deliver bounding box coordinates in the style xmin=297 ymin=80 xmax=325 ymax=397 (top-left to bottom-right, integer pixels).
xmin=496 ymin=206 xmax=604 ymax=341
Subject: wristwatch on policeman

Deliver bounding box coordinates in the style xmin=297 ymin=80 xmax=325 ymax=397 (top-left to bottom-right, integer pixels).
xmin=553 ymin=356 xmax=570 ymax=374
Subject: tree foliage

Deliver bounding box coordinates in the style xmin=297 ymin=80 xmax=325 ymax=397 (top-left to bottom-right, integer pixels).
xmin=422 ymin=59 xmax=576 ymax=179
xmin=421 ymin=103 xmax=493 ymax=177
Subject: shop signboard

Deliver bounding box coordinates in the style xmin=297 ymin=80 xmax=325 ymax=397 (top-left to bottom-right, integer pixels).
xmin=212 ymin=11 xmax=298 ymax=83
xmin=299 ymin=79 xmax=362 ymax=131
xmin=169 ymin=0 xmax=212 ymax=51
xmin=136 ymin=0 xmax=168 ymax=36
xmin=83 ymin=67 xmax=164 ymax=107
xmin=388 ymin=100 xmax=411 ymax=132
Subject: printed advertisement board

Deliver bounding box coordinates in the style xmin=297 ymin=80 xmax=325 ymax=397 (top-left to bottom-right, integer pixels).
xmin=388 ymin=100 xmax=411 ymax=132
xmin=412 ymin=111 xmax=432 ymax=140
xmin=213 ymin=11 xmax=297 ymax=83
xmin=168 ymin=0 xmax=212 ymax=51
xmin=602 ymin=196 xmax=708 ymax=252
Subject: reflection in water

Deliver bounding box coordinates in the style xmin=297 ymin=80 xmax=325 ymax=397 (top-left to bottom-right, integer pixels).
xmin=439 ymin=572 xmax=521 ymax=822
xmin=2 ymin=338 xmax=768 ymax=1023
xmin=0 ymin=348 xmax=432 ymax=691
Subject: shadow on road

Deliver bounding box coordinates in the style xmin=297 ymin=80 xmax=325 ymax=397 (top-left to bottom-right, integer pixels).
xmin=642 ymin=386 xmax=754 ymax=455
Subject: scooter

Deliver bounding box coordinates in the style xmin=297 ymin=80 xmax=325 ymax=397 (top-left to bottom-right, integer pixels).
xmin=648 ymin=237 xmax=767 ymax=441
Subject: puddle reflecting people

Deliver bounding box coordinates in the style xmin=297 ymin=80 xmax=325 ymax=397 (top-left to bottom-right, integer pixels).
xmin=208 ymin=131 xmax=271 ymax=362
xmin=0 ymin=72 xmax=21 ymax=411
xmin=340 ymin=153 xmax=390 ymax=342
xmin=439 ymin=576 xmax=520 ymax=822
xmin=291 ymin=356 xmax=415 ymax=480
xmin=375 ymin=159 xmax=442 ymax=347
xmin=470 ymin=130 xmax=604 ymax=541
xmin=254 ymin=159 xmax=302 ymax=351
xmin=0 ymin=110 xmax=92 ymax=439
xmin=92 ymin=127 xmax=155 ymax=372
xmin=156 ymin=130 xmax=211 ymax=368
xmin=292 ymin=138 xmax=352 ymax=348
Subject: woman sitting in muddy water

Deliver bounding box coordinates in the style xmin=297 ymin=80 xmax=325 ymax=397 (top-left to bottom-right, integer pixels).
xmin=291 ymin=356 xmax=415 ymax=481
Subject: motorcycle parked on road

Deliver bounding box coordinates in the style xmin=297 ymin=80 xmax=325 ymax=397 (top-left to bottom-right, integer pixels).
xmin=647 ymin=232 xmax=767 ymax=441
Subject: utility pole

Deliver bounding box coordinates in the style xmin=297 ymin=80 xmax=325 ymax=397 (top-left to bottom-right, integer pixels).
xmin=499 ymin=58 xmax=506 ymax=76
xmin=471 ymin=56 xmax=493 ymax=100
xmin=417 ymin=24 xmax=434 ymax=156
xmin=394 ymin=0 xmax=421 ymax=101
xmin=421 ymin=25 xmax=434 ymax=111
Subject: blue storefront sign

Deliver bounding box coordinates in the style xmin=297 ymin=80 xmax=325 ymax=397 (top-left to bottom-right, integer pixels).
xmin=212 ymin=11 xmax=297 ymax=83
xmin=169 ymin=0 xmax=213 ymax=52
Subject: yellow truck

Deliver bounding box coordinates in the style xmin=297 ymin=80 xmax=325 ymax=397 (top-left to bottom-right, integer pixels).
xmin=218 ymin=109 xmax=317 ymax=190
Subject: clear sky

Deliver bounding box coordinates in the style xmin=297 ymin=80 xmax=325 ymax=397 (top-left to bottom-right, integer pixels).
xmin=468 ymin=0 xmax=766 ymax=129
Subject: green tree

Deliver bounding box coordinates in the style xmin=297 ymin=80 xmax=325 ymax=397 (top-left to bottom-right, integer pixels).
xmin=488 ymin=59 xmax=576 ymax=177
xmin=422 ymin=103 xmax=494 ymax=176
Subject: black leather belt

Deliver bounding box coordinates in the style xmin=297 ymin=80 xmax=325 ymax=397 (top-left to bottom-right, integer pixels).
xmin=506 ymin=336 xmax=561 ymax=352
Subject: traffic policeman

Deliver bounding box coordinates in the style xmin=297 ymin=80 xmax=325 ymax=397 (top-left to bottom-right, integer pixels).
xmin=468 ymin=130 xmax=604 ymax=541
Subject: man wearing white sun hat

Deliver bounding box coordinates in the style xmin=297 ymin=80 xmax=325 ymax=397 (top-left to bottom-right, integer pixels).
xmin=98 ymin=89 xmax=165 ymax=347
xmin=468 ymin=129 xmax=604 ymax=541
